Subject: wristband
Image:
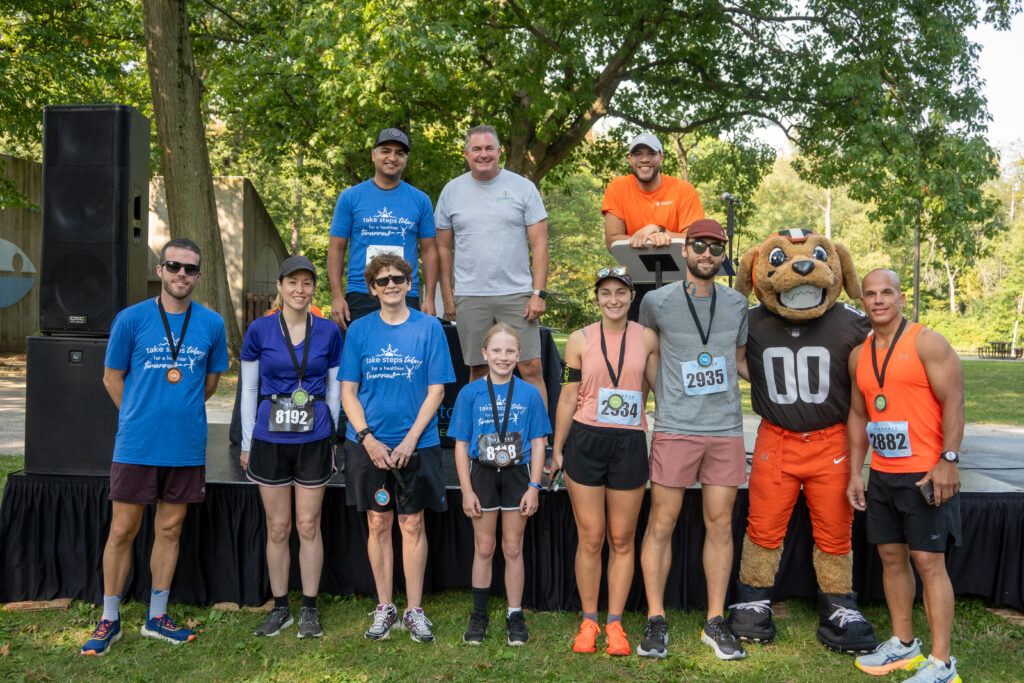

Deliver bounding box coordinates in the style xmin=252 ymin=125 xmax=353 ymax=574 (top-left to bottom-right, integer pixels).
xmin=528 ymin=482 xmax=543 ymax=491
xmin=356 ymin=427 xmax=372 ymax=443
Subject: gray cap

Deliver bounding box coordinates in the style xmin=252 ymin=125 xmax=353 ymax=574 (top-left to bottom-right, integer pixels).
xmin=628 ymin=132 xmax=663 ymax=154
xmin=278 ymin=254 xmax=317 ymax=283
xmin=375 ymin=127 xmax=410 ymax=151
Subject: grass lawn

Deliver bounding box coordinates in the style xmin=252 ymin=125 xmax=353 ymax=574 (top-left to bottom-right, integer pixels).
xmin=961 ymin=360 xmax=1024 ymax=424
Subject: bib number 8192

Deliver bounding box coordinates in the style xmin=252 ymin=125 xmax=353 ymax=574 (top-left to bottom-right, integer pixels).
xmin=275 ymin=409 xmax=308 ymax=426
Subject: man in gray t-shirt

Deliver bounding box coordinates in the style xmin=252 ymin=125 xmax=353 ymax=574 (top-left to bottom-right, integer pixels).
xmin=435 ymin=124 xmax=550 ymax=406
xmin=635 ymin=219 xmax=751 ymax=662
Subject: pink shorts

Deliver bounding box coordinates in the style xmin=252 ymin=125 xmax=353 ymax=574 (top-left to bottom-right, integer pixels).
xmin=649 ymin=432 xmax=747 ymax=488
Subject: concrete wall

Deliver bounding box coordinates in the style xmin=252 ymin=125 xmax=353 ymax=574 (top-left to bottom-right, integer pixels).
xmin=148 ymin=176 xmax=287 ymax=331
xmin=0 ymin=155 xmax=43 ymax=352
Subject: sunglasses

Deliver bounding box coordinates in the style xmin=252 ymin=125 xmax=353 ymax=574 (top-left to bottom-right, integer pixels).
xmin=161 ymin=261 xmax=200 ymax=276
xmin=373 ymin=274 xmax=408 ymax=287
xmin=596 ymin=266 xmax=629 ymax=278
xmin=688 ymin=240 xmax=726 ymax=256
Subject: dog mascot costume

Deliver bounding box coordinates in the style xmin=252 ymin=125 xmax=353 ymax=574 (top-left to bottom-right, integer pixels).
xmin=727 ymin=228 xmax=877 ymax=654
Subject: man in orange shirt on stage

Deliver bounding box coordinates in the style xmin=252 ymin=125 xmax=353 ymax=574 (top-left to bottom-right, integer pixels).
xmin=601 ymin=133 xmax=705 ymax=320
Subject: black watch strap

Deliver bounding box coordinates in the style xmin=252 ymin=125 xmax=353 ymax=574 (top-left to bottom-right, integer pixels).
xmin=356 ymin=428 xmax=372 ymax=443
xmin=941 ymin=450 xmax=960 ymax=463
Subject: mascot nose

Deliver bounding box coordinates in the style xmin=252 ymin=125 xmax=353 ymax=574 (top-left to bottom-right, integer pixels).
xmin=792 ymin=260 xmax=815 ymax=276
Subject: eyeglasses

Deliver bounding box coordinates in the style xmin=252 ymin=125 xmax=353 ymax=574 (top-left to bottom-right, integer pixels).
xmin=596 ymin=266 xmax=629 ymax=278
xmin=688 ymin=240 xmax=726 ymax=256
xmin=373 ymin=274 xmax=408 ymax=287
xmin=161 ymin=261 xmax=200 ymax=276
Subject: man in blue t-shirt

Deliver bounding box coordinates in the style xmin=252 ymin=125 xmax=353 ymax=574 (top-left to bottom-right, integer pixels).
xmin=81 ymin=238 xmax=229 ymax=657
xmin=327 ymin=127 xmax=439 ymax=329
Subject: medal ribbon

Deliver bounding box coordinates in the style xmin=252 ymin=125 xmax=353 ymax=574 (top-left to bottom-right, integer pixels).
xmin=157 ymin=297 xmax=192 ymax=367
xmin=599 ymin=322 xmax=628 ymax=388
xmin=278 ymin=312 xmax=312 ymax=388
xmin=682 ymin=279 xmax=716 ymax=347
xmin=486 ymin=374 xmax=515 ymax=441
xmin=870 ymin=317 xmax=908 ymax=391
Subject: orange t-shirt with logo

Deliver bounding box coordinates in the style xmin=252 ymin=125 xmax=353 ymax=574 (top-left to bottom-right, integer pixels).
xmin=855 ymin=323 xmax=945 ymax=473
xmin=601 ymin=174 xmax=704 ymax=235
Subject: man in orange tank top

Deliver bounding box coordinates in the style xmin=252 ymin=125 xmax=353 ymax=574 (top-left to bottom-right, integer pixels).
xmin=847 ymin=269 xmax=964 ymax=683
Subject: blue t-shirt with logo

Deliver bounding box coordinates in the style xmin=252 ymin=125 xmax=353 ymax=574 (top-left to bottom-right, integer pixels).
xmin=339 ymin=309 xmax=454 ymax=448
xmin=329 ymin=179 xmax=435 ymax=294
xmin=448 ymin=377 xmax=551 ymax=463
xmin=241 ymin=313 xmax=343 ymax=444
xmin=105 ymin=298 xmax=230 ymax=467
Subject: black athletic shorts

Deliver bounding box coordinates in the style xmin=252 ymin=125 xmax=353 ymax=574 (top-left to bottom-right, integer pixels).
xmin=345 ymin=291 xmax=420 ymax=326
xmin=109 ymin=462 xmax=205 ymax=505
xmin=866 ymin=470 xmax=962 ymax=552
xmin=470 ymin=460 xmax=530 ymax=511
xmin=563 ymin=420 xmax=649 ymax=490
xmin=246 ymin=436 xmax=336 ymax=488
xmin=344 ymin=440 xmax=447 ymax=514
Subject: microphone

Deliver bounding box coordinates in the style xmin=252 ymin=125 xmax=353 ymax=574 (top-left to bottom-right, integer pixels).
xmin=721 ymin=192 xmax=741 ymax=204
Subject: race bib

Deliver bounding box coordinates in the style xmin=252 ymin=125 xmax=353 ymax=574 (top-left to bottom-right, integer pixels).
xmin=866 ymin=421 xmax=912 ymax=458
xmin=476 ymin=432 xmax=524 ymax=468
xmin=268 ymin=396 xmax=314 ymax=433
xmin=596 ymin=387 xmax=643 ymax=426
xmin=681 ymin=356 xmax=728 ymax=396
xmin=365 ymin=244 xmax=404 ymax=265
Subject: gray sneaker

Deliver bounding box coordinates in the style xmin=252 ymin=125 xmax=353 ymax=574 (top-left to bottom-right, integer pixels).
xmin=856 ymin=636 xmax=926 ymax=675
xmin=903 ymin=655 xmax=960 ymax=682
xmin=403 ymin=607 xmax=435 ymax=643
xmin=297 ymin=606 xmax=322 ymax=639
xmin=365 ymin=603 xmax=399 ymax=640
xmin=253 ymin=606 xmax=293 ymax=637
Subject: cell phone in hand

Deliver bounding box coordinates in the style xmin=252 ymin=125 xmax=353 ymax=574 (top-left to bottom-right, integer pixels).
xmin=918 ymin=480 xmax=935 ymax=506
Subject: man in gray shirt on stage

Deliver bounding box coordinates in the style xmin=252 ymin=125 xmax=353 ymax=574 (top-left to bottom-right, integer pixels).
xmin=435 ymin=124 xmax=551 ymax=405
xmin=636 ymin=219 xmax=750 ymax=662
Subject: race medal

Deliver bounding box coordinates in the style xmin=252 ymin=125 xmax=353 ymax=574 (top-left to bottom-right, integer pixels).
xmin=166 ymin=367 xmax=182 ymax=384
xmin=291 ymin=387 xmax=309 ymax=406
xmin=874 ymin=394 xmax=888 ymax=412
xmin=495 ymin=448 xmax=512 ymax=467
xmin=374 ymin=487 xmax=391 ymax=505
xmin=157 ymin=297 xmax=191 ymax=386
xmin=697 ymin=351 xmax=713 ymax=368
xmin=870 ymin=318 xmax=907 ymax=415
xmin=607 ymin=393 xmax=624 ymax=410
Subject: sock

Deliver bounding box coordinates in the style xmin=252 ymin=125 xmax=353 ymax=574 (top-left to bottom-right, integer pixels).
xmin=101 ymin=594 xmax=121 ymax=622
xmin=507 ymin=606 xmax=522 ymax=617
xmin=472 ymin=587 xmax=489 ymax=615
xmin=900 ymin=638 xmax=915 ymax=648
xmin=939 ymin=659 xmax=951 ymax=668
xmin=302 ymin=595 xmax=317 ymax=609
xmin=606 ymin=614 xmax=622 ymax=625
xmin=274 ymin=595 xmax=289 ymax=609
xmin=584 ymin=612 xmax=599 ymax=623
xmin=149 ymin=589 xmax=169 ymax=619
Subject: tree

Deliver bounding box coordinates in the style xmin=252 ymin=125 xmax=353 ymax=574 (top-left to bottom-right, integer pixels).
xmin=142 ymin=0 xmax=241 ymax=355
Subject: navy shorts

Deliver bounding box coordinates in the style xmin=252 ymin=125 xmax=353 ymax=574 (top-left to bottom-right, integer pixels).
xmin=866 ymin=470 xmax=962 ymax=552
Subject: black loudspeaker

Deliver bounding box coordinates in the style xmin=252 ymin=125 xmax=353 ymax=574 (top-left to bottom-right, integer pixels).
xmin=24 ymin=335 xmax=118 ymax=476
xmin=39 ymin=104 xmax=151 ymax=334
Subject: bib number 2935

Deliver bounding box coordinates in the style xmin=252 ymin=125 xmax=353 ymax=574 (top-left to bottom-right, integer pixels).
xmin=681 ymin=356 xmax=728 ymax=396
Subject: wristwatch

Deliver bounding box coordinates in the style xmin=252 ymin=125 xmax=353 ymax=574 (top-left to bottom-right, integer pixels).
xmin=356 ymin=428 xmax=372 ymax=444
xmin=532 ymin=289 xmax=547 ymax=300
xmin=940 ymin=450 xmax=960 ymax=463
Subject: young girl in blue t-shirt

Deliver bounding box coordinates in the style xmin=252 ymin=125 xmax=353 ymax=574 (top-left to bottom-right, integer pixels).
xmin=450 ymin=323 xmax=551 ymax=647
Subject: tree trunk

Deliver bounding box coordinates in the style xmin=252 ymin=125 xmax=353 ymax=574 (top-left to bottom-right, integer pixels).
xmin=824 ymin=188 xmax=832 ymax=239
xmin=142 ymin=0 xmax=242 ymax=357
xmin=291 ymin=152 xmax=303 ymax=254
xmin=943 ymin=257 xmax=958 ymax=314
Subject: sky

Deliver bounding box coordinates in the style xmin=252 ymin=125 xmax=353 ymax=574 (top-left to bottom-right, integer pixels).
xmin=968 ymin=12 xmax=1023 ymax=157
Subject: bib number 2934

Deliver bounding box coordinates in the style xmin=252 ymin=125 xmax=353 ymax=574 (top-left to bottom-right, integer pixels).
xmin=597 ymin=387 xmax=642 ymax=426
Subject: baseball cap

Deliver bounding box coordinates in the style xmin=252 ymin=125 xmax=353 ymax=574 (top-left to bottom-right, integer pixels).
xmin=375 ymin=128 xmax=410 ymax=151
xmin=594 ymin=265 xmax=634 ymax=291
xmin=685 ymin=219 xmax=727 ymax=242
xmin=279 ymin=254 xmax=318 ymax=283
xmin=628 ymin=133 xmax=663 ymax=154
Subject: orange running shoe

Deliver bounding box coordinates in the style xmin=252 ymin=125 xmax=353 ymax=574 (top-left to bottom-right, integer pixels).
xmin=605 ymin=620 xmax=631 ymax=656
xmin=572 ymin=618 xmax=601 ymax=653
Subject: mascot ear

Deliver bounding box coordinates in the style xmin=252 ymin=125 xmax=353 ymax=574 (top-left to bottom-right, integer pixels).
xmin=835 ymin=243 xmax=861 ymax=300
xmin=735 ymin=246 xmax=759 ymax=297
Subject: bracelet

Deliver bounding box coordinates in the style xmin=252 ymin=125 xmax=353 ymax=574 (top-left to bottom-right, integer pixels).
xmin=528 ymin=482 xmax=543 ymax=491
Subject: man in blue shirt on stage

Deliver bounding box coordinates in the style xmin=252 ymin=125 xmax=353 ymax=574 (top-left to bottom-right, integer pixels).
xmin=81 ymin=238 xmax=229 ymax=656
xmin=327 ymin=128 xmax=439 ymax=329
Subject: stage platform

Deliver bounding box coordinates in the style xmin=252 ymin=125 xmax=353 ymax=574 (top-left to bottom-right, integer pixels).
xmin=2 ymin=423 xmax=1022 ymax=612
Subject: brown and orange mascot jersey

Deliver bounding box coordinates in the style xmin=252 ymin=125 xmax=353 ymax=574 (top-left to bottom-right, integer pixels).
xmin=727 ymin=229 xmax=877 ymax=654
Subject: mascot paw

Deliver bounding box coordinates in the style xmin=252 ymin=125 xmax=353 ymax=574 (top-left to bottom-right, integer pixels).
xmin=727 ymin=581 xmax=776 ymax=643
xmin=816 ymin=591 xmax=878 ymax=655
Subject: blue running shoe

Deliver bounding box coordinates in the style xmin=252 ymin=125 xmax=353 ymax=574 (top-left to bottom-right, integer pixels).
xmin=141 ymin=613 xmax=197 ymax=644
xmin=903 ymin=655 xmax=961 ymax=683
xmin=81 ymin=619 xmax=121 ymax=656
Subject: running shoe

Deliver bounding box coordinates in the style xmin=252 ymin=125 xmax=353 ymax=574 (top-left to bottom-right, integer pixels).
xmin=403 ymin=607 xmax=435 ymax=643
xmin=636 ymin=614 xmax=669 ymax=658
xmin=506 ymin=610 xmax=529 ymax=646
xmin=253 ymin=606 xmax=293 ymax=637
xmin=605 ymin=620 xmax=630 ymax=656
xmin=463 ymin=611 xmax=489 ymax=645
xmin=700 ymin=615 xmax=746 ymax=660
xmin=81 ymin=619 xmax=121 ymax=656
xmin=903 ymin=655 xmax=961 ymax=682
xmin=365 ymin=603 xmax=399 ymax=640
xmin=855 ymin=636 xmax=926 ymax=676
xmin=141 ymin=613 xmax=197 ymax=644
xmin=572 ymin=618 xmax=601 ymax=653
xmin=297 ymin=606 xmax=323 ymax=639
